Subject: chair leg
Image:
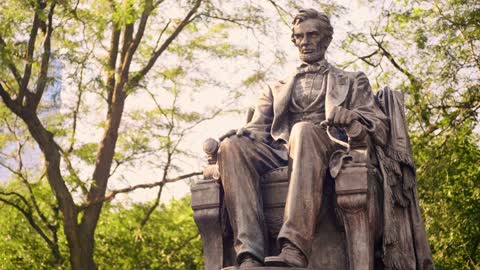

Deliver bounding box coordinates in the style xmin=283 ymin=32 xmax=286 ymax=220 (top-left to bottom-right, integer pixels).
xmin=336 ymin=165 xmax=374 ymax=270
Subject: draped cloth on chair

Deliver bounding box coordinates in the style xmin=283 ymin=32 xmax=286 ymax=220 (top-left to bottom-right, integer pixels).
xmin=376 ymin=87 xmax=435 ymax=270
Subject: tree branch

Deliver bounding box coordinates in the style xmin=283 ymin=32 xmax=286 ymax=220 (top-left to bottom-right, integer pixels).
xmin=167 ymin=232 xmax=200 ymax=259
xmin=30 ymin=1 xmax=57 ymax=110
xmin=128 ymin=0 xmax=153 ymax=58
xmin=371 ymin=34 xmax=421 ymax=89
xmin=22 ymin=172 xmax=51 ymax=227
xmin=152 ymin=19 xmax=171 ymax=53
xmin=9 ymin=134 xmax=52 ymax=227
xmin=267 ymin=0 xmax=292 ymax=27
xmin=6 ymin=102 xmax=78 ymax=244
xmin=0 ymin=83 xmax=23 ymax=115
xmin=117 ymin=0 xmax=154 ymax=95
xmin=140 ymin=184 xmax=163 ymax=227
xmin=0 ymin=195 xmax=57 ymax=257
xmin=109 ymin=147 xmax=158 ymax=177
xmin=105 ymin=5 xmax=121 ymax=107
xmin=119 ymin=24 xmax=134 ymax=73
xmin=129 ymin=0 xmax=202 ymax=87
xmin=68 ymin=60 xmax=88 ymax=153
xmin=80 ymin=172 xmax=202 ymax=209
xmin=19 ymin=9 xmax=41 ymax=101
xmin=0 ymin=191 xmax=32 ymax=210
xmin=0 ymin=36 xmax=22 ymax=87
xmin=200 ymin=13 xmax=254 ymax=28
xmin=353 ymin=49 xmax=381 ymax=67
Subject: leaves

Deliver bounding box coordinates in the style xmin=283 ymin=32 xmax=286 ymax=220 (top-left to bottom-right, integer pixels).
xmin=94 ymin=197 xmax=203 ymax=270
xmin=73 ymin=143 xmax=98 ymax=165
xmin=0 ymin=193 xmax=201 ymax=269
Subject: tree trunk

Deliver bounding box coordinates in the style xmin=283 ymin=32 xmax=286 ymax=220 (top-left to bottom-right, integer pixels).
xmin=17 ymin=110 xmax=98 ymax=270
xmin=68 ymin=227 xmax=96 ymax=270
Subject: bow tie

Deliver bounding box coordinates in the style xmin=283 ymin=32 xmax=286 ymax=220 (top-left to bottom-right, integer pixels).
xmin=296 ymin=62 xmax=329 ymax=75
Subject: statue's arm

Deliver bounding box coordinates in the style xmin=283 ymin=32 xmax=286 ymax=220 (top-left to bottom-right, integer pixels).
xmin=347 ymin=72 xmax=388 ymax=147
xmin=244 ymin=85 xmax=274 ymax=143
xmin=219 ymin=85 xmax=274 ymax=142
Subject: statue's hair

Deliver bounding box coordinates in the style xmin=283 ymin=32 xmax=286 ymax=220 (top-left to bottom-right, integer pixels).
xmin=291 ymin=9 xmax=334 ymax=46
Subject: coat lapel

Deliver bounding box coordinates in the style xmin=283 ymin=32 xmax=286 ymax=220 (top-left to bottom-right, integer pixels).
xmin=325 ymin=66 xmax=350 ymax=120
xmin=271 ymin=73 xmax=296 ymax=142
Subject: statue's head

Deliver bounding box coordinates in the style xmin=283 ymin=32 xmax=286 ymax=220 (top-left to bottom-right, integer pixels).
xmin=291 ymin=9 xmax=333 ymax=63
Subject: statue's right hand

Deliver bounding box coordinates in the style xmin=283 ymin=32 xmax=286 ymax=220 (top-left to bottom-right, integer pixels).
xmin=219 ymin=128 xmax=257 ymax=141
xmin=219 ymin=129 xmax=237 ymax=141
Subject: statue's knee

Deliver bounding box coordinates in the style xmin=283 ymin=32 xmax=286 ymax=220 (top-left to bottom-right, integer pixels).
xmin=290 ymin=121 xmax=316 ymax=138
xmin=219 ymin=136 xmax=246 ymax=156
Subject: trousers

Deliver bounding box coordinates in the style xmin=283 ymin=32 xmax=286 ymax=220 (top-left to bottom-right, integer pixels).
xmin=218 ymin=121 xmax=339 ymax=262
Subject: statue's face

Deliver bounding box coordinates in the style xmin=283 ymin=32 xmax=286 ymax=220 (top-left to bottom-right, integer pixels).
xmin=293 ymin=19 xmax=328 ymax=63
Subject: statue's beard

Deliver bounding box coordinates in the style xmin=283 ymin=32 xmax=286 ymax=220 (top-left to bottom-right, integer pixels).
xmin=298 ymin=45 xmax=328 ymax=63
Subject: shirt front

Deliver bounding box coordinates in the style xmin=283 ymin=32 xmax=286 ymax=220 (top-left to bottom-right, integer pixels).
xmin=289 ymin=60 xmax=330 ymax=125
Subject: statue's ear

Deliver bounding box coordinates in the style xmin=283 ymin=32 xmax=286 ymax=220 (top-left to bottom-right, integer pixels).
xmin=323 ymin=36 xmax=333 ymax=49
xmin=291 ymin=32 xmax=298 ymax=47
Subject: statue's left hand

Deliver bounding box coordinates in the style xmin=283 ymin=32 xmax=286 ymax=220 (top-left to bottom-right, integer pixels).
xmin=327 ymin=106 xmax=359 ymax=127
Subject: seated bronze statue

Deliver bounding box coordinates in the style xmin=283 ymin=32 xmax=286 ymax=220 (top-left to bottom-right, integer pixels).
xmin=191 ymin=8 xmax=434 ymax=270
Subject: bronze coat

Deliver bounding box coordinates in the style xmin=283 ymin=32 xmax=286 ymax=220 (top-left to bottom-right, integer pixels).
xmin=246 ymin=64 xmax=388 ymax=147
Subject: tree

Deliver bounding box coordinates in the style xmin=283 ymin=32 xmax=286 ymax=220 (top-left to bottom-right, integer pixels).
xmin=340 ymin=0 xmax=480 ymax=268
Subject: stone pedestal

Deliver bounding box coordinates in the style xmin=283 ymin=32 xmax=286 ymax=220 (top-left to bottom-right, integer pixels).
xmin=191 ymin=178 xmax=224 ymax=270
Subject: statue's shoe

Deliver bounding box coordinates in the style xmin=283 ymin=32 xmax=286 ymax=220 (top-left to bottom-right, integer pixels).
xmin=239 ymin=255 xmax=263 ymax=269
xmin=264 ymin=244 xmax=307 ymax=268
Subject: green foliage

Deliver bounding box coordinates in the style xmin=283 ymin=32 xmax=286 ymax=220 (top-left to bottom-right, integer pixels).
xmin=161 ymin=67 xmax=186 ymax=80
xmin=242 ymin=71 xmax=266 ymax=87
xmin=73 ymin=143 xmax=98 ymax=165
xmin=0 ymin=208 xmax=66 ymax=270
xmin=0 ymin=105 xmax=15 ymax=148
xmin=414 ymin=121 xmax=480 ymax=269
xmin=95 ymin=197 xmax=203 ymax=270
xmin=0 ymin=182 xmax=67 ymax=270
xmin=0 ymin=194 xmax=202 ymax=270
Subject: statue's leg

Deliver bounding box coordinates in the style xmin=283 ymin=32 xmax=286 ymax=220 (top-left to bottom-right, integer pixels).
xmin=278 ymin=121 xmax=337 ymax=257
xmin=218 ymin=136 xmax=287 ymax=263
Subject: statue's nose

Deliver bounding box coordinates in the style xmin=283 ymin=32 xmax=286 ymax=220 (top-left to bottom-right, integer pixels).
xmin=300 ymin=38 xmax=311 ymax=47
